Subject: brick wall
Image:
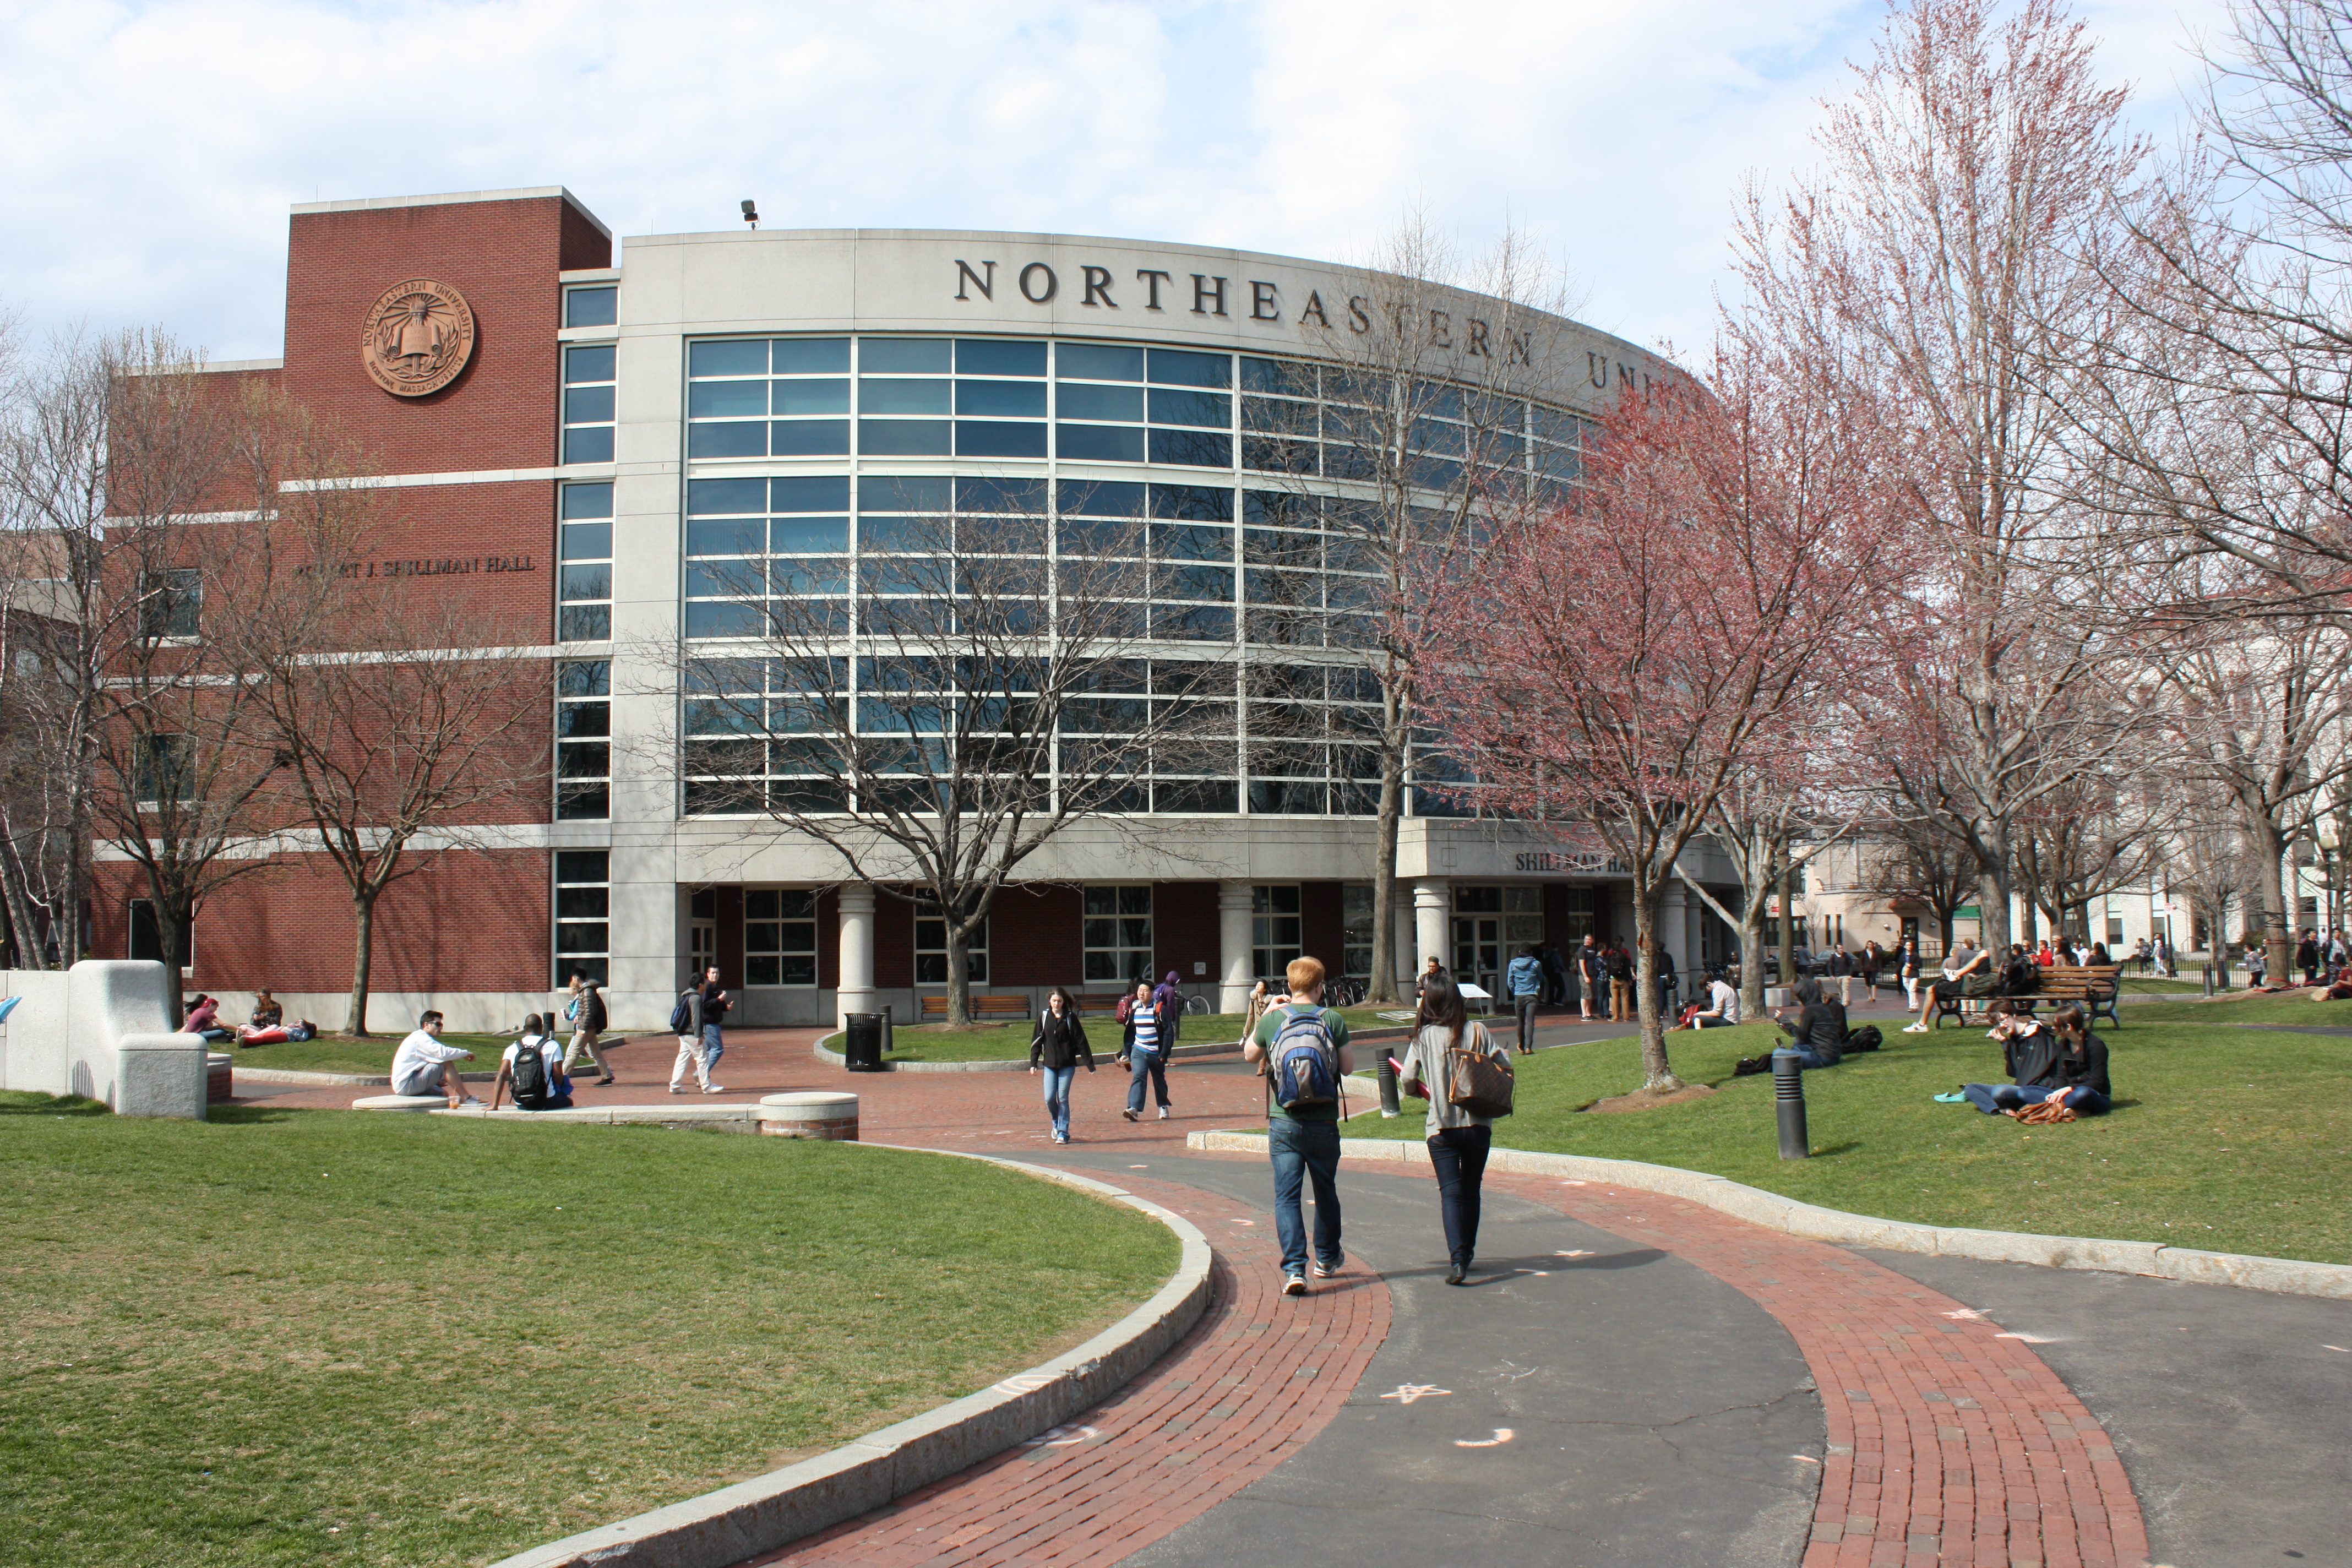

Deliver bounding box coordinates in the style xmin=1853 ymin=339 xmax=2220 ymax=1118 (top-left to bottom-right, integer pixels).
xmin=1301 ymin=881 xmax=1344 ymax=973
xmin=1152 ymin=881 xmax=1218 ymax=988
xmin=988 ymin=885 xmax=1081 ymax=987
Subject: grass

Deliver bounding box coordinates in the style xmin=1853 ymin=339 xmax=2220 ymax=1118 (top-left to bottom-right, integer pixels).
xmin=2117 ymin=992 xmax=2352 ymax=1026
xmin=0 ymin=1101 xmax=1175 ymax=1568
xmin=2117 ymin=976 xmax=2204 ymax=994
xmin=845 ymin=1007 xmax=1399 ymax=1063
xmin=1338 ymin=1018 xmax=2350 ymax=1266
xmin=221 ymin=1033 xmax=513 ymax=1076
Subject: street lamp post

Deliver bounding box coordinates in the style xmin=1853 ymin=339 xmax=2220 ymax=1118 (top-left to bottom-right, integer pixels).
xmin=2318 ymin=815 xmax=2343 ymax=946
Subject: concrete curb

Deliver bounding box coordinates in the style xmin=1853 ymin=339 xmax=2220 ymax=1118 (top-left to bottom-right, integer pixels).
xmin=235 ymin=1066 xmax=497 ymax=1086
xmin=811 ymin=1034 xmax=1247 ymax=1072
xmin=1185 ymin=1130 xmax=2352 ymax=1301
xmin=488 ymin=1146 xmax=1213 ymax=1568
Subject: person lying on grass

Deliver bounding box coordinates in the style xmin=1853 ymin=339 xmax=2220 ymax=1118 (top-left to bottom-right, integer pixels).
xmin=491 ymin=1015 xmax=573 ymax=1112
xmin=390 ymin=1011 xmax=480 ymax=1109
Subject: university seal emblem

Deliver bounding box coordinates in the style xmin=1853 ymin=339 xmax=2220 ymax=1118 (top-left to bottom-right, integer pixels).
xmin=360 ymin=278 xmax=476 ymax=397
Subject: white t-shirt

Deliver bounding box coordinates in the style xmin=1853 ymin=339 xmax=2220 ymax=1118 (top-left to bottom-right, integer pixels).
xmin=390 ymin=1030 xmax=467 ymax=1094
xmin=502 ymin=1036 xmax=565 ymax=1088
xmin=1709 ymin=979 xmax=1739 ymax=1022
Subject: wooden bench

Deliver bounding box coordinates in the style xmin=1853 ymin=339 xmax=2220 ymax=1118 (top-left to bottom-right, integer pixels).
xmin=918 ymin=994 xmax=1033 ymax=1021
xmin=2019 ymin=965 xmax=2122 ymax=1028
xmin=1074 ymin=993 xmax=1129 ymax=1017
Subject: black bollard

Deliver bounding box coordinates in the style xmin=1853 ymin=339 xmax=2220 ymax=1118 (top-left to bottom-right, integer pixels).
xmin=1773 ymin=1048 xmax=1809 ymax=1159
xmin=1377 ymin=1049 xmax=1401 ymax=1118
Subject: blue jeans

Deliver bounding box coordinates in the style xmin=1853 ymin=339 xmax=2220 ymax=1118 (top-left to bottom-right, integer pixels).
xmin=1125 ymin=1048 xmax=1169 ymax=1113
xmin=1427 ymin=1125 xmax=1491 ymax=1268
xmin=1039 ymin=1064 xmax=1076 ymax=1136
xmin=1269 ymin=1116 xmax=1342 ymax=1278
xmin=701 ymin=1022 xmax=725 ymax=1071
xmin=1776 ymin=1046 xmax=1837 ymax=1069
xmin=1962 ymin=1082 xmax=2111 ymax=1115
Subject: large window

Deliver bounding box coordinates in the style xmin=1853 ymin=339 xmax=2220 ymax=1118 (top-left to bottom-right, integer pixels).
xmin=134 ymin=733 xmax=194 ymax=805
xmin=559 ymin=482 xmax=613 ymax=641
xmin=557 ymin=661 xmax=610 ymax=820
xmin=916 ymin=905 xmax=988 ymax=984
xmin=1342 ymin=884 xmax=1375 ymax=980
xmin=1055 ymin=343 xmax=1232 ymax=469
xmin=744 ymin=889 xmax=818 ymax=987
xmin=1253 ymin=884 xmax=1302 ymax=981
xmin=562 ymin=344 xmax=616 ymax=465
xmin=1084 ymin=885 xmax=1153 ymax=982
xmin=138 ymin=569 xmax=200 ymax=640
xmin=553 ymin=851 xmax=608 ymax=987
xmin=128 ymin=899 xmax=192 ymax=968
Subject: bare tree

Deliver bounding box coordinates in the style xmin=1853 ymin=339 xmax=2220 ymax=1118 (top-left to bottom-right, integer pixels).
xmin=1275 ymin=215 xmax=1582 ymax=1003
xmin=1855 ymin=806 xmax=1980 ymax=956
xmin=1677 ymin=753 xmax=1865 ymax=1021
xmin=655 ymin=500 xmax=1217 ymax=1026
xmin=1740 ymin=0 xmax=2159 ymax=952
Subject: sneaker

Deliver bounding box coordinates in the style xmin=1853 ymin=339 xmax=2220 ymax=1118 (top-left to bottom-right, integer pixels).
xmin=1902 ymin=1023 xmax=1929 ymax=1033
xmin=1311 ymin=1253 xmax=1343 ymax=1278
xmin=669 ymin=1084 xmax=687 ymax=1094
xmin=458 ymin=1095 xmax=483 ymax=1107
xmin=1157 ymin=1107 xmax=1172 ymax=1120
xmin=1052 ymin=1131 xmax=1068 ymax=1144
xmin=1122 ymin=1108 xmax=1139 ymax=1122
xmin=1282 ymin=1275 xmax=1306 ymax=1297
xmin=704 ymin=1085 xmax=727 ymax=1094
xmin=1932 ymin=1092 xmax=1968 ymax=1103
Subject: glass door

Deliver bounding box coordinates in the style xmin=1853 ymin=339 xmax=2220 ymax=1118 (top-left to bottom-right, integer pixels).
xmin=1452 ymin=916 xmax=1503 ymax=1007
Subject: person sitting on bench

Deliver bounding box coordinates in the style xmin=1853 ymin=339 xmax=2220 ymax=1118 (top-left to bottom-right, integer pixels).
xmin=1770 ymin=977 xmax=1847 ymax=1068
xmin=1903 ymin=941 xmax=1991 ymax=1033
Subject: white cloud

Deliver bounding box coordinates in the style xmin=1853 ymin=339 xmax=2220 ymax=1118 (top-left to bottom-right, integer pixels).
xmin=0 ymin=0 xmax=2232 ymax=362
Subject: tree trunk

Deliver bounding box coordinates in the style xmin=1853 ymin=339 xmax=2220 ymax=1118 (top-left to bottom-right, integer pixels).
xmin=945 ymin=919 xmax=971 ymax=1027
xmin=1633 ymin=883 xmax=1680 ymax=1091
xmin=1370 ymin=750 xmax=1403 ymax=1004
xmin=1776 ymin=859 xmax=1795 ymax=988
xmin=0 ymin=847 xmax=47 ymax=971
xmin=347 ymin=889 xmax=377 ymax=1037
xmin=1977 ymin=820 xmax=2015 ymax=952
xmin=2018 ymin=896 xmax=2038 ymax=946
xmin=2250 ymin=826 xmax=2293 ymax=988
xmin=1739 ymin=897 xmax=1770 ymax=1023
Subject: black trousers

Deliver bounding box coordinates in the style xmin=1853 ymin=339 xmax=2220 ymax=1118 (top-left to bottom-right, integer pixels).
xmin=1425 ymin=1124 xmax=1493 ymax=1268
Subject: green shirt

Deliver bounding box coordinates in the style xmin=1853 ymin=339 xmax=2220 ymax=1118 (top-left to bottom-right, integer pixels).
xmin=1251 ymin=1004 xmax=1353 ymax=1123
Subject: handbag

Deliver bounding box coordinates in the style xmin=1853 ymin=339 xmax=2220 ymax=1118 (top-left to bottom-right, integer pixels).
xmin=1445 ymin=1026 xmax=1515 ymax=1119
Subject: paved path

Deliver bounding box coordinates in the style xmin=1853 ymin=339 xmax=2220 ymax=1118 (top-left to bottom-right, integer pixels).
xmin=232 ymin=1018 xmax=2346 ymax=1565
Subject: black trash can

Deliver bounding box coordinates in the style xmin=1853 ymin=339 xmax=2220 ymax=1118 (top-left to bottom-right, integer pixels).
xmin=843 ymin=1012 xmax=886 ymax=1072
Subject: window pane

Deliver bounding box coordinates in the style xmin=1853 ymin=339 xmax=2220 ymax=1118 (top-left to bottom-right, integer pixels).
xmin=956 ymin=421 xmax=1049 ymax=458
xmin=561 ymin=521 xmax=611 ymax=562
xmin=859 ymin=418 xmax=952 ymax=455
xmin=1152 ymin=523 xmax=1231 ymax=561
xmin=687 ymin=519 xmax=764 ymax=557
xmin=955 ymin=379 xmax=1048 ymax=417
xmin=770 ymin=378 xmax=849 ymax=415
xmin=565 ymin=344 xmax=616 ymax=384
xmin=770 ymin=516 xmax=850 ymax=553
xmin=774 ymin=337 xmax=851 ymax=373
xmin=1058 ymin=342 xmax=1144 ymax=381
xmin=1240 ymin=356 xmax=1313 ymax=396
xmin=557 ymin=702 xmax=609 ymax=737
xmin=1149 ymin=429 xmax=1232 ymax=467
xmin=770 ymin=420 xmax=850 ymax=456
xmin=859 ymin=378 xmax=951 ymax=415
xmin=557 ymin=783 xmax=610 ymax=819
xmin=1057 ymin=424 xmax=1146 ymax=462
xmin=1057 ymin=479 xmax=1145 ymax=516
xmin=687 ymin=422 xmax=764 ymax=459
xmin=859 ymin=475 xmax=952 ymax=514
xmin=563 ymin=426 xmax=614 ymax=464
xmin=565 ymin=287 xmax=618 ymax=328
xmin=957 ymin=476 xmax=1050 ymax=514
xmin=685 ymin=600 xmax=761 ymax=638
xmin=560 ymin=564 xmax=611 ymax=602
xmin=957 ymin=339 xmax=1047 ymax=376
xmin=1150 ymin=484 xmax=1233 ymax=521
xmin=689 ymin=477 xmax=767 ymax=514
xmin=773 ymin=475 xmax=852 ymax=512
xmin=558 ymin=661 xmax=611 ymax=698
xmin=560 ymin=603 xmax=611 ymax=641
xmin=688 ymin=380 xmax=765 ymax=418
xmin=1150 ymin=388 xmax=1229 ymax=428
xmin=562 ymin=482 xmax=614 ymax=519
xmin=1058 ymin=383 xmax=1143 ymax=422
xmin=690 ymin=340 xmax=768 ymax=377
xmin=862 ymin=338 xmax=952 ymax=373
xmin=1148 ymin=348 xmax=1230 ymax=388
xmin=555 ymin=850 xmax=609 ymax=883
xmin=771 ymin=558 xmax=848 ymax=594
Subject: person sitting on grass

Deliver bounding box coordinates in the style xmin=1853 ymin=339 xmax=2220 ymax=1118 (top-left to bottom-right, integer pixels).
xmin=1951 ymin=1000 xmax=2066 ymax=1114
xmin=1770 ymin=977 xmax=1845 ymax=1068
xmin=1903 ymin=941 xmax=1991 ymax=1033
xmin=183 ymin=995 xmax=232 ymax=1043
xmin=1673 ymin=970 xmax=1740 ymax=1030
xmin=2037 ymin=1003 xmax=2113 ymax=1115
xmin=390 ymin=1011 xmax=479 ymax=1108
xmin=492 ymin=1014 xmax=573 ymax=1112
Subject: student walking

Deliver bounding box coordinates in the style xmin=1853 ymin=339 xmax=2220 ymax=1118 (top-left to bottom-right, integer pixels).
xmin=1245 ymin=956 xmax=1354 ymax=1296
xmin=1119 ymin=979 xmax=1175 ymax=1121
xmin=1395 ymin=971 xmax=1512 ymax=1284
xmin=562 ymin=974 xmax=613 ymax=1084
xmin=1028 ymin=986 xmax=1097 ymax=1144
xmin=669 ymin=969 xmax=729 ymax=1095
xmin=1505 ymin=944 xmax=1543 ymax=1055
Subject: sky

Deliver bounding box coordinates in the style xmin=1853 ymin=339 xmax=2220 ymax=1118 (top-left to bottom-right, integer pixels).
xmin=0 ymin=0 xmax=2237 ymax=364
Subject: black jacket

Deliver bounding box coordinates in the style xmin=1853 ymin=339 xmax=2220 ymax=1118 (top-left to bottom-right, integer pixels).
xmin=2053 ymin=1032 xmax=2110 ymax=1097
xmin=1121 ymin=999 xmax=1175 ymax=1059
xmin=1826 ymin=952 xmax=1855 ymax=977
xmin=2003 ymin=1025 xmax=2065 ymax=1089
xmin=1030 ymin=1010 xmax=1095 ymax=1071
xmin=1778 ymin=1000 xmax=1847 ymax=1059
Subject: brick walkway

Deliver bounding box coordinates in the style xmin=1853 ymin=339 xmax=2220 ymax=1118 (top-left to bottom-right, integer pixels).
xmin=745 ymin=1169 xmax=1390 ymax=1568
xmin=1488 ymin=1172 xmax=2152 ymax=1568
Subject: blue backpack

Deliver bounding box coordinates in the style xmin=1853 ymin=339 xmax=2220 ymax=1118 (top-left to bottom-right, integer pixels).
xmin=668 ymin=993 xmax=694 ymax=1033
xmin=1267 ymin=1005 xmax=1341 ymax=1112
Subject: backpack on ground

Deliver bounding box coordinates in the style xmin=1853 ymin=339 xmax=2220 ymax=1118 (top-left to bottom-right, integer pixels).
xmin=510 ymin=1038 xmax=549 ymax=1102
xmin=1267 ymin=1005 xmax=1340 ymax=1112
xmin=668 ymin=993 xmax=694 ymax=1033
xmin=1843 ymin=1024 xmax=1883 ymax=1053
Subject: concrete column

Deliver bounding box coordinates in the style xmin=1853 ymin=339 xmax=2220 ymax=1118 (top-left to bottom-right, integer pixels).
xmin=1413 ymin=879 xmax=1451 ymax=978
xmin=836 ymin=884 xmax=878 ymax=1031
xmin=1218 ymin=880 xmax=1255 ymax=1014
xmin=1659 ymin=883 xmax=1687 ymax=989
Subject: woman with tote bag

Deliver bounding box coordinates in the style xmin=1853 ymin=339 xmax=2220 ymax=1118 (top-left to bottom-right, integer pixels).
xmin=1393 ymin=971 xmax=1514 ymax=1285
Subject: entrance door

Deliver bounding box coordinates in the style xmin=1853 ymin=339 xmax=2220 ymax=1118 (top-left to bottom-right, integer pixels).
xmin=1452 ymin=916 xmax=1502 ymax=1008
xmin=690 ymin=921 xmax=716 ymax=984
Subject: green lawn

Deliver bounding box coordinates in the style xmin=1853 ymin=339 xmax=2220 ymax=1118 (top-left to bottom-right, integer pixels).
xmin=222 ymin=1033 xmax=513 ymax=1076
xmin=848 ymin=1007 xmax=1397 ymax=1063
xmin=2119 ymin=993 xmax=2352 ymax=1026
xmin=1341 ymin=1019 xmax=2349 ymax=1266
xmin=2117 ymin=976 xmax=2204 ymax=994
xmin=0 ymin=1102 xmax=1175 ymax=1568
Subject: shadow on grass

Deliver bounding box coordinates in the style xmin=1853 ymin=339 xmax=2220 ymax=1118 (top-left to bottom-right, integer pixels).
xmin=206 ymin=1104 xmax=307 ymax=1124
xmin=0 ymin=1091 xmax=108 ymax=1117
xmin=1808 ymin=1140 xmax=1863 ymax=1158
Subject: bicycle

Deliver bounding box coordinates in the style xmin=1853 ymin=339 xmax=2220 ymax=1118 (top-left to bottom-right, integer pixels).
xmin=1182 ymin=993 xmax=1211 ymax=1016
xmin=1325 ymin=978 xmax=1365 ymax=1008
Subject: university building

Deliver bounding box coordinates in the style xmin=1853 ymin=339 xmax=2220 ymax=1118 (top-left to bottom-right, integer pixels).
xmin=117 ymin=185 xmax=1741 ymax=1030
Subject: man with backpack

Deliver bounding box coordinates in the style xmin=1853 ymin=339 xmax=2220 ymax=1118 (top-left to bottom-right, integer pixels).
xmin=668 ymin=969 xmax=728 ymax=1095
xmin=1244 ymin=955 xmax=1355 ymax=1297
xmin=491 ymin=1014 xmax=572 ymax=1112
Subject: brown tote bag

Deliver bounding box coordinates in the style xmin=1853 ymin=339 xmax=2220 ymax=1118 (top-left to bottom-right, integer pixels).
xmin=1445 ymin=1024 xmax=1516 ymax=1119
